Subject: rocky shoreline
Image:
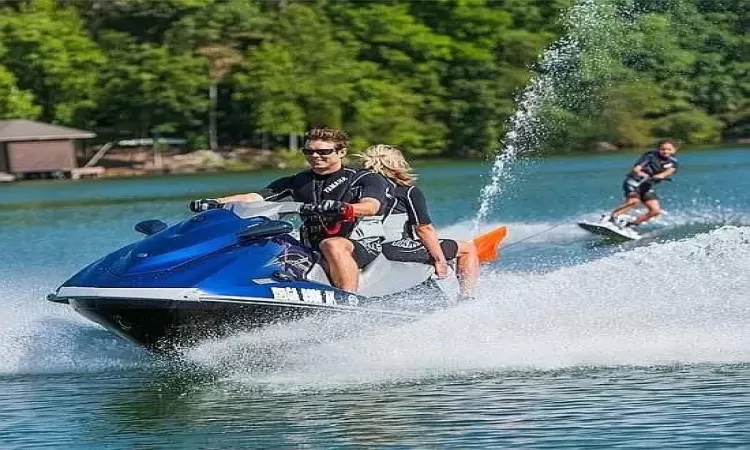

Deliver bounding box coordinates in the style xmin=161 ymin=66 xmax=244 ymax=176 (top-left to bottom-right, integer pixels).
xmin=90 ymin=147 xmax=305 ymax=178
xmin=91 ymin=141 xmax=643 ymax=178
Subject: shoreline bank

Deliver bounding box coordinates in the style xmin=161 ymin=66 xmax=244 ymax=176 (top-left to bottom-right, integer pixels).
xmin=2 ymin=143 xmax=747 ymax=183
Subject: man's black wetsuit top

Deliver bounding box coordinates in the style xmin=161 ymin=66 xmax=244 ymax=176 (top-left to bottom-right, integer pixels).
xmin=623 ymin=150 xmax=679 ymax=201
xmin=382 ymin=183 xmax=458 ymax=263
xmin=258 ymin=167 xmax=391 ymax=267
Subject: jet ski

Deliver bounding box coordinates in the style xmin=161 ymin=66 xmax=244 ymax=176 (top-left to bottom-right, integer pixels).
xmin=47 ymin=201 xmax=506 ymax=354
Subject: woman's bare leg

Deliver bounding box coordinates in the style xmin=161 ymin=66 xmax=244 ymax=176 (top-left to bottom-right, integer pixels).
xmin=455 ymin=240 xmax=479 ymax=297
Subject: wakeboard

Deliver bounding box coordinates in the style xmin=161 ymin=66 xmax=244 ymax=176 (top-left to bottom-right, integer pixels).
xmin=577 ymin=219 xmax=641 ymax=241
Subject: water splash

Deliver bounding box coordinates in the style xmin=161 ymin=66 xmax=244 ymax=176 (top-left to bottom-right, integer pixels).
xmin=194 ymin=226 xmax=750 ymax=389
xmin=475 ymin=0 xmax=627 ymax=227
xmin=5 ymin=223 xmax=746 ymax=381
xmin=0 ymin=276 xmax=147 ymax=376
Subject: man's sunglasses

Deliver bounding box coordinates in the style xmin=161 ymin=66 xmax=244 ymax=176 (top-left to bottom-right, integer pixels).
xmin=301 ymin=147 xmax=337 ymax=156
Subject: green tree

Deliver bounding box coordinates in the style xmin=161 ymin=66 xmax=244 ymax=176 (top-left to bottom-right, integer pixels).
xmin=326 ymin=2 xmax=455 ymax=154
xmin=165 ymin=0 xmax=268 ymax=150
xmin=64 ymin=0 xmax=211 ymax=43
xmin=0 ymin=65 xmax=41 ymax=119
xmin=234 ymin=5 xmax=365 ymax=147
xmin=411 ymin=0 xmax=558 ymax=155
xmin=0 ymin=38 xmax=39 ymax=119
xmin=655 ymin=109 xmax=724 ymax=144
xmin=347 ymin=74 xmax=434 ymax=155
xmin=0 ymin=0 xmax=105 ymax=125
xmin=234 ymin=43 xmax=305 ymax=138
xmin=94 ymin=32 xmax=209 ymax=138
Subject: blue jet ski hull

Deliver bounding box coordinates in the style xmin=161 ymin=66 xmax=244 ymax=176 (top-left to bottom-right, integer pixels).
xmin=48 ymin=205 xmax=447 ymax=354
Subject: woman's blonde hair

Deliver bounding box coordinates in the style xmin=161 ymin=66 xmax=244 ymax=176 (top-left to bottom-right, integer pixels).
xmin=357 ymin=144 xmax=417 ymax=186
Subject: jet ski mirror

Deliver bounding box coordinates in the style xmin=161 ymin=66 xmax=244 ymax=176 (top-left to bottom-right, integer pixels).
xmin=135 ymin=219 xmax=168 ymax=236
xmin=237 ymin=220 xmax=293 ymax=241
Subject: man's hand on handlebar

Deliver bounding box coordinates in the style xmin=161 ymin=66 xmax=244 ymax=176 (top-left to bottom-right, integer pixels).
xmin=189 ymin=198 xmax=223 ymax=212
xmin=299 ymin=200 xmax=355 ymax=221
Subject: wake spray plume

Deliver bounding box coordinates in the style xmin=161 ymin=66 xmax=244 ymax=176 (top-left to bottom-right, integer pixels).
xmin=474 ymin=0 xmax=629 ymax=228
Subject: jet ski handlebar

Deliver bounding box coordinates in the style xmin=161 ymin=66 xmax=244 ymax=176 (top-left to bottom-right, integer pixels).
xmin=191 ymin=199 xmax=355 ymax=226
xmin=225 ymin=200 xmax=354 ymax=237
xmin=222 ymin=200 xmax=305 ymax=220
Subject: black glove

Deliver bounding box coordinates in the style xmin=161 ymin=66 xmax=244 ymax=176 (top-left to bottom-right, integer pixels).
xmin=189 ymin=198 xmax=223 ymax=212
xmin=300 ymin=200 xmax=350 ymax=217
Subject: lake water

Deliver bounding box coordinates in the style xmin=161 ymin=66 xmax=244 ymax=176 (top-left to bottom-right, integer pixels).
xmin=1 ymin=148 xmax=749 ymax=448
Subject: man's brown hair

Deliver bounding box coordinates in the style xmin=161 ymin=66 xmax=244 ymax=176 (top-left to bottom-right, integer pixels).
xmin=656 ymin=139 xmax=677 ymax=148
xmin=304 ymin=127 xmax=349 ymax=151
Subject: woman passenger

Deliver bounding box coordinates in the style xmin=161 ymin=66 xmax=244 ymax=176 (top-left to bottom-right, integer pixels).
xmin=358 ymin=144 xmax=480 ymax=300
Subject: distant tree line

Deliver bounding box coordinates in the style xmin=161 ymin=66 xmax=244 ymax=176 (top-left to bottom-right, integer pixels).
xmin=0 ymin=0 xmax=746 ymax=156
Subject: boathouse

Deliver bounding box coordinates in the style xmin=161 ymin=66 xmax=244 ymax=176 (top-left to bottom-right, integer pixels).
xmin=0 ymin=120 xmax=96 ymax=180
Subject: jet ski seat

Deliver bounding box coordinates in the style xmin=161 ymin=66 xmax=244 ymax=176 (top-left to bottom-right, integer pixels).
xmin=356 ymin=253 xmax=434 ymax=297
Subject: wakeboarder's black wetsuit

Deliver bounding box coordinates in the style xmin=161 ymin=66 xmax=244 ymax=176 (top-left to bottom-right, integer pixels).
xmin=622 ymin=150 xmax=679 ymax=201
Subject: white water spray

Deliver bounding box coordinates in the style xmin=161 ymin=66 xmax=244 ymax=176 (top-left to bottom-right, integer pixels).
xmin=0 ymin=275 xmax=146 ymax=376
xmin=475 ymin=0 xmax=625 ymax=226
xmin=190 ymin=226 xmax=750 ymax=388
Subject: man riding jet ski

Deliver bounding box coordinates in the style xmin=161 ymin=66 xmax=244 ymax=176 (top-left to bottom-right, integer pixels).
xmin=192 ymin=127 xmax=397 ymax=294
xmin=47 ymin=198 xmax=505 ymax=354
xmin=47 ymin=128 xmax=506 ymax=353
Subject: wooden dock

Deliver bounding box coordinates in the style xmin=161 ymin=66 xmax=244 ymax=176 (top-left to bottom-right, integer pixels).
xmin=70 ymin=167 xmax=105 ymax=179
